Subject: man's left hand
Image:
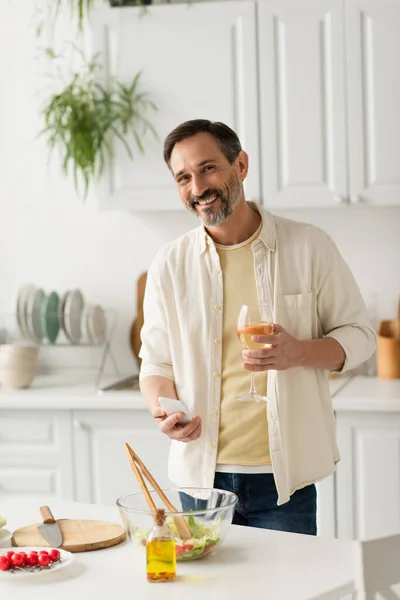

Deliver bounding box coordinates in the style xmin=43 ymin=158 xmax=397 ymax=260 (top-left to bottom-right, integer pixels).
xmin=242 ymin=324 xmax=305 ymax=372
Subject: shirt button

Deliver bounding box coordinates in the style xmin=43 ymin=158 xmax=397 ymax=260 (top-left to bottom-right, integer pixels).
xmin=214 ymin=338 xmax=221 ymax=344
xmin=211 ymin=409 xmax=218 ymax=416
xmin=214 ymin=304 xmax=221 ymax=311
xmin=209 ymin=442 xmax=216 ymax=450
xmin=215 ymin=268 xmax=221 ymax=275
xmin=213 ymin=371 xmax=220 ymax=378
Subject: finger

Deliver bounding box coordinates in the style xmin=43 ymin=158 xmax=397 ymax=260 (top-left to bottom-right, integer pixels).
xmin=243 ymin=347 xmax=276 ymax=359
xmin=170 ymin=416 xmax=201 ymax=439
xmin=250 ymin=335 xmax=280 ymax=346
xmin=173 ymin=417 xmax=202 ymax=440
xmin=160 ymin=412 xmax=186 ymax=431
xmin=244 ymin=362 xmax=275 ymax=372
xmin=245 ymin=354 xmax=277 ymax=365
xmin=179 ymin=422 xmax=202 ymax=442
xmin=152 ymin=405 xmax=167 ymax=419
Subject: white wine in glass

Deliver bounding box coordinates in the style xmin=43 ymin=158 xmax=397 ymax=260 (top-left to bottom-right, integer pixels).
xmin=236 ymin=303 xmax=274 ymax=403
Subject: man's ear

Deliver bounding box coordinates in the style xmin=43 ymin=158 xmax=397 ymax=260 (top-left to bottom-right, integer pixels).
xmin=236 ymin=150 xmax=249 ymax=181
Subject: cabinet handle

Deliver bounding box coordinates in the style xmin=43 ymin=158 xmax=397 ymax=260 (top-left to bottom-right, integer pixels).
xmin=333 ymin=195 xmax=347 ymax=204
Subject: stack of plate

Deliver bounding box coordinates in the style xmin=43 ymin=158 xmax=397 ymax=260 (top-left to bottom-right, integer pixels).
xmin=15 ymin=284 xmax=108 ymax=346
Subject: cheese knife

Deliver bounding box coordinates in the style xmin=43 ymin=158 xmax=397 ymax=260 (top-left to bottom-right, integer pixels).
xmin=38 ymin=506 xmax=63 ymax=547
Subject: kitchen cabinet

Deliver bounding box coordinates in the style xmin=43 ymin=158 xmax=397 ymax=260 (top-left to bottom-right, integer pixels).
xmin=91 ymin=1 xmax=260 ymax=211
xmin=335 ymin=410 xmax=400 ymax=540
xmin=258 ymin=0 xmax=347 ymax=208
xmin=346 ymin=0 xmax=400 ymax=207
xmin=92 ymin=0 xmax=400 ymax=210
xmin=72 ymin=409 xmax=173 ymax=505
xmin=0 ymin=410 xmax=74 ymax=501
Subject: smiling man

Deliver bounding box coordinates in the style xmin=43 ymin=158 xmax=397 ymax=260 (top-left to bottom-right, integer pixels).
xmin=139 ymin=119 xmax=376 ymax=534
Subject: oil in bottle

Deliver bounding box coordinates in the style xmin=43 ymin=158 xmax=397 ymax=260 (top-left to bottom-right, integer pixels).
xmin=146 ymin=508 xmax=176 ymax=582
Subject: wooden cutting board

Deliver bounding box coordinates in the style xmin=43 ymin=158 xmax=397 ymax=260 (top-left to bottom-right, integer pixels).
xmin=12 ymin=519 xmax=126 ymax=553
xmin=130 ymin=271 xmax=147 ymax=368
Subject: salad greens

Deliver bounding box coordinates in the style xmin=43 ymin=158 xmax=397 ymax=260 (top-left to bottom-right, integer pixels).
xmin=133 ymin=514 xmax=222 ymax=561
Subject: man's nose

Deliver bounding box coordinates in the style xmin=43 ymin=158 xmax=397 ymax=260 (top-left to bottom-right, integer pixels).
xmin=191 ymin=174 xmax=207 ymax=198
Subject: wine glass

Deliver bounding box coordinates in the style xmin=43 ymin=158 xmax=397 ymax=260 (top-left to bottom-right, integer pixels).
xmin=236 ymin=303 xmax=273 ymax=403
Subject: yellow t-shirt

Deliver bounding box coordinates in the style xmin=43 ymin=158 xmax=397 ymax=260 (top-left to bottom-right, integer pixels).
xmin=216 ymin=224 xmax=271 ymax=467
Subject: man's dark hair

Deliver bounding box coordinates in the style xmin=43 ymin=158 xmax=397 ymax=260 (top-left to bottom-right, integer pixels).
xmin=163 ymin=119 xmax=242 ymax=168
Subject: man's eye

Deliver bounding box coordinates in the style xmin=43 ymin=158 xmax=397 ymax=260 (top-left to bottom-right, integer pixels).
xmin=204 ymin=166 xmax=215 ymax=172
xmin=178 ymin=175 xmax=189 ymax=183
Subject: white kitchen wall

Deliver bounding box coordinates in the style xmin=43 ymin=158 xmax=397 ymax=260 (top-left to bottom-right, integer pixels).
xmin=1 ymin=2 xmax=399 ymax=374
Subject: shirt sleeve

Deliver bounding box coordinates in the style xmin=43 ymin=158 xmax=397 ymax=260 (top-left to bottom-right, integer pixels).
xmin=317 ymin=233 xmax=377 ymax=374
xmin=139 ymin=260 xmax=175 ymax=382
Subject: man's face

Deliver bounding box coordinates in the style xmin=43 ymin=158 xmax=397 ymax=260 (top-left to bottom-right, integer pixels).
xmin=169 ymin=132 xmax=244 ymax=227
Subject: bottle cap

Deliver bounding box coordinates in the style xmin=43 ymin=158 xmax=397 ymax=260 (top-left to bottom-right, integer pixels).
xmin=154 ymin=508 xmax=166 ymax=526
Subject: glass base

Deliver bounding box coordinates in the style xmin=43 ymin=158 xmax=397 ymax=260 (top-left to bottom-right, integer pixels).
xmin=236 ymin=394 xmax=268 ymax=403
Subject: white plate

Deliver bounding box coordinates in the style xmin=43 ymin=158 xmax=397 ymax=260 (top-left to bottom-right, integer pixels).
xmin=64 ymin=289 xmax=85 ymax=344
xmin=85 ymin=304 xmax=107 ymax=345
xmin=16 ymin=284 xmax=36 ymax=342
xmin=0 ymin=546 xmax=74 ymax=579
xmin=26 ymin=288 xmax=46 ymax=343
xmin=58 ymin=291 xmax=70 ymax=340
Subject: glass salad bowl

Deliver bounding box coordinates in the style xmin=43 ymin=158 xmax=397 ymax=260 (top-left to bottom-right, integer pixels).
xmin=117 ymin=487 xmax=238 ymax=561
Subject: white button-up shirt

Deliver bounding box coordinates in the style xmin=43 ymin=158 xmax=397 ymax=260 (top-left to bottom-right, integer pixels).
xmin=139 ymin=203 xmax=376 ymax=505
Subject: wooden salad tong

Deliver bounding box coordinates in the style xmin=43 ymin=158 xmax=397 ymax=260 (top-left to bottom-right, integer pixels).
xmin=124 ymin=442 xmax=192 ymax=541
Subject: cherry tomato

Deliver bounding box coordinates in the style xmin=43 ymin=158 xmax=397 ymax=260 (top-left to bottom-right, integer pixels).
xmin=39 ymin=550 xmax=49 ymax=555
xmin=38 ymin=553 xmax=50 ymax=567
xmin=4 ymin=551 xmax=14 ymax=559
xmin=30 ymin=550 xmax=38 ymax=555
xmin=11 ymin=552 xmax=25 ymax=567
xmin=26 ymin=553 xmax=38 ymax=566
xmin=182 ymin=544 xmax=193 ymax=551
xmin=0 ymin=556 xmax=10 ymax=571
xmin=49 ymin=549 xmax=60 ymax=562
xmin=175 ymin=545 xmax=185 ymax=557
xmin=202 ymin=542 xmax=217 ymax=555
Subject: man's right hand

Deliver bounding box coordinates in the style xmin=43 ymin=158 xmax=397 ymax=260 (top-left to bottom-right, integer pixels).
xmin=151 ymin=405 xmax=202 ymax=442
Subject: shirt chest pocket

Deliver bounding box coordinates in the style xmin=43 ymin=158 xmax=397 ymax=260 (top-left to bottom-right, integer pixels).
xmin=275 ymin=292 xmax=315 ymax=340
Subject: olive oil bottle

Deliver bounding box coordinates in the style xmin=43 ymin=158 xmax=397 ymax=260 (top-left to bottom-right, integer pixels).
xmin=146 ymin=508 xmax=176 ymax=582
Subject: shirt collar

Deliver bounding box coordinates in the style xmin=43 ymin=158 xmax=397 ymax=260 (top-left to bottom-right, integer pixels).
xmin=197 ymin=201 xmax=276 ymax=254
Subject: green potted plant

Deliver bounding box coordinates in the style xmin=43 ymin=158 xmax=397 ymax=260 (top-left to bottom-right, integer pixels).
xmin=39 ymin=49 xmax=157 ymax=199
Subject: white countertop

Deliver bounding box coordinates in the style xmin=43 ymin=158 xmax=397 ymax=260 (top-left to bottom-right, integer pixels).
xmin=332 ymin=376 xmax=400 ymax=411
xmin=0 ymin=497 xmax=355 ymax=600
xmin=0 ymin=370 xmax=144 ymax=409
xmin=1 ymin=370 xmax=399 ymax=412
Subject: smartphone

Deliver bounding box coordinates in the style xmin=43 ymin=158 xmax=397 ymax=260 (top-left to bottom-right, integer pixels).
xmin=157 ymin=397 xmax=192 ymax=425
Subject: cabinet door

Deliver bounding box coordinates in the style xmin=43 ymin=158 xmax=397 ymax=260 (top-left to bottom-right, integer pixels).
xmin=92 ymin=2 xmax=260 ymax=211
xmin=258 ymin=1 xmax=347 ymax=208
xmin=0 ymin=410 xmax=74 ymax=501
xmin=335 ymin=411 xmax=400 ymax=539
xmin=346 ymin=0 xmax=400 ymax=206
xmin=72 ymin=410 xmax=172 ymax=506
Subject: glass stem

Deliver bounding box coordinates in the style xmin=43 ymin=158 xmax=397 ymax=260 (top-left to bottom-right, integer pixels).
xmin=248 ymin=370 xmax=258 ymax=396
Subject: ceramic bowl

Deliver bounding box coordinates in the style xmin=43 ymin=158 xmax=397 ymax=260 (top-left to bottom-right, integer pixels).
xmin=0 ymin=365 xmax=36 ymax=389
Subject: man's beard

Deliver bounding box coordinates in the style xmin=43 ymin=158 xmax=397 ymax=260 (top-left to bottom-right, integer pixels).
xmin=187 ymin=173 xmax=242 ymax=226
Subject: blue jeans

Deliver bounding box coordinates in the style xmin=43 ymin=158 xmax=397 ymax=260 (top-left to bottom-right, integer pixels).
xmin=180 ymin=473 xmax=316 ymax=535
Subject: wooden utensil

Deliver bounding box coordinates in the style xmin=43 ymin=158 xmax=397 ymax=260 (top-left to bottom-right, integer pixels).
xmin=124 ymin=442 xmax=192 ymax=541
xmin=12 ymin=519 xmax=126 ymax=553
xmin=129 ymin=272 xmax=147 ymax=368
xmin=377 ymin=296 xmax=400 ymax=379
